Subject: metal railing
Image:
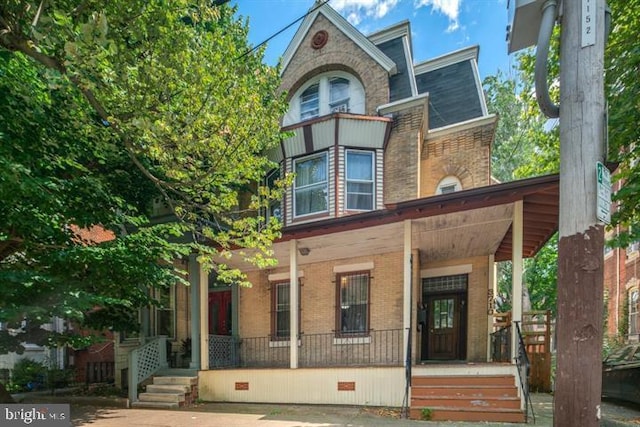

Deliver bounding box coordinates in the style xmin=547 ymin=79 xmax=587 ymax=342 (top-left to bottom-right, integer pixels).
xmin=209 ymin=329 xmax=403 ymax=369
xmin=128 ymin=336 xmax=167 ymax=404
xmin=514 ymin=321 xmax=535 ymax=424
xmin=490 ymin=325 xmax=512 ymax=362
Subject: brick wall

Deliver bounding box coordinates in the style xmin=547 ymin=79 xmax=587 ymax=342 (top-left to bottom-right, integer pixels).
xmin=239 ymin=252 xmax=404 ymax=339
xmin=239 ymin=252 xmax=491 ymax=362
xmin=280 ymin=14 xmax=389 ymax=115
xmin=420 ymin=122 xmax=495 ymax=196
xmin=383 ymin=106 xmax=423 ymax=203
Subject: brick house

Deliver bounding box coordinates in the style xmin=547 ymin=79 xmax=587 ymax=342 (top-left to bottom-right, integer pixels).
xmin=603 ymin=179 xmax=640 ymax=344
xmin=122 ymin=1 xmax=559 ymax=421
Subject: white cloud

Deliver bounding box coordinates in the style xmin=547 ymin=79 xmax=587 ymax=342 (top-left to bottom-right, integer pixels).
xmin=414 ymin=0 xmax=461 ymax=32
xmin=331 ymin=0 xmax=400 ymax=25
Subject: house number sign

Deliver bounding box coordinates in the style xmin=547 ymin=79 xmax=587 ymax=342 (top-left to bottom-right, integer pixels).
xmin=487 ymin=289 xmax=495 ymax=315
xmin=581 ymin=0 xmax=596 ymax=48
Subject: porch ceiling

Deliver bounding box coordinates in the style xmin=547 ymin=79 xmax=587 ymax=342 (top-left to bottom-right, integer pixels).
xmin=223 ymin=174 xmax=559 ymax=270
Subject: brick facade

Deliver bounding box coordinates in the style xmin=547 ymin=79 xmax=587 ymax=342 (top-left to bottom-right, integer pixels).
xmin=280 ymin=14 xmax=389 ymax=114
xmin=420 ymin=122 xmax=494 ymax=197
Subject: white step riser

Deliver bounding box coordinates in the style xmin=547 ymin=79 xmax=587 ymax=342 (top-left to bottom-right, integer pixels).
xmin=131 ymin=401 xmax=179 ymax=409
xmin=146 ymin=384 xmax=191 ymax=394
xmin=153 ymin=376 xmax=198 ymax=386
xmin=139 ymin=393 xmax=185 ymax=403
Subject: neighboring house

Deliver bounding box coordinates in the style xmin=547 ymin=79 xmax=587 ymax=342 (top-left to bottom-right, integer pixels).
xmin=122 ymin=1 xmax=559 ymax=422
xmin=603 ymin=178 xmax=640 ymax=344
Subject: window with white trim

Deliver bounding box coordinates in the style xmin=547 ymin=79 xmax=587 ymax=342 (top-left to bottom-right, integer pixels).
xmin=329 ymin=77 xmax=350 ymax=113
xmin=436 ymin=176 xmax=462 ymax=195
xmin=630 ymin=288 xmax=639 ymax=336
xmin=154 ymin=286 xmax=175 ymax=339
xmin=294 ymin=152 xmax=328 ymax=217
xmin=336 ymin=271 xmax=370 ymax=335
xmin=285 ymin=71 xmax=364 ymax=125
xmin=346 ymin=150 xmax=374 ymax=210
xmin=300 ymin=84 xmax=319 ymax=121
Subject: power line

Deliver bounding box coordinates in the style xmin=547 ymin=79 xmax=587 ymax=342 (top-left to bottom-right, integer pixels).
xmin=237 ymin=0 xmax=330 ymax=59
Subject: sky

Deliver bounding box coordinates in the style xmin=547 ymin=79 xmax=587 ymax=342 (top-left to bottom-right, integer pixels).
xmin=234 ymin=0 xmax=518 ymax=81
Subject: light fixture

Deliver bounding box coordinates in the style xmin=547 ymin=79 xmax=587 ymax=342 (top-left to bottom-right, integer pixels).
xmin=298 ymin=247 xmax=311 ymax=256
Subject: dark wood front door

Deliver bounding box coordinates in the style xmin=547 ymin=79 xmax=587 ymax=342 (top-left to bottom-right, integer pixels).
xmin=422 ymin=293 xmax=466 ymax=360
xmin=209 ymin=290 xmax=232 ymax=335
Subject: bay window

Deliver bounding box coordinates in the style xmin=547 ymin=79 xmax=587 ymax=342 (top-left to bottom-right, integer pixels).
xmin=294 ymin=152 xmax=328 ymax=217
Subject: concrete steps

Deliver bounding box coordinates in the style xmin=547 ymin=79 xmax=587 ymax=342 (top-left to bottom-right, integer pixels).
xmin=131 ymin=376 xmax=198 ymax=409
xmin=410 ymin=374 xmax=525 ymax=423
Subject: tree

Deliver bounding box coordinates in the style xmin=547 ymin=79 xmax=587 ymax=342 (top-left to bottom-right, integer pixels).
xmin=484 ymin=60 xmax=560 ymax=316
xmin=0 ymin=0 xmax=287 ymax=397
xmin=605 ymin=0 xmax=640 ymax=246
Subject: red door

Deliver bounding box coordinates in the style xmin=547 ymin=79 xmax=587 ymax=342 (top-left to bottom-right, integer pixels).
xmin=209 ymin=290 xmax=232 ymax=335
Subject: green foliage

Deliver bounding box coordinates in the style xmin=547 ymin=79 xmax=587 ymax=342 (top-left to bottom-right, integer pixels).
xmin=605 ymin=0 xmax=640 ymax=246
xmin=0 ymin=1 xmax=288 ymax=353
xmin=9 ymin=359 xmax=47 ymax=392
xmin=420 ymin=407 xmax=433 ymax=421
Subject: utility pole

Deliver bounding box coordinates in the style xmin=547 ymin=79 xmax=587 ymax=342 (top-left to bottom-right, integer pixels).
xmin=508 ymin=0 xmax=608 ymax=424
xmin=554 ymin=0 xmax=606 ymax=425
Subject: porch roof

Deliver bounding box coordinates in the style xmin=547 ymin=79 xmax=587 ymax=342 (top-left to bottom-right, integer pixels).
xmin=274 ymin=174 xmax=559 ymax=265
xmin=221 ymin=174 xmax=558 ymax=271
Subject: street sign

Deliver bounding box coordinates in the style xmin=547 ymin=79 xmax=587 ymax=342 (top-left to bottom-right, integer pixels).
xmin=597 ymin=161 xmax=611 ymax=224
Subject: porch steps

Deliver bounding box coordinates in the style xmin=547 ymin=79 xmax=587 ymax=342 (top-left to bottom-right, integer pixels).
xmin=131 ymin=376 xmax=198 ymax=409
xmin=410 ymin=374 xmax=525 ymax=423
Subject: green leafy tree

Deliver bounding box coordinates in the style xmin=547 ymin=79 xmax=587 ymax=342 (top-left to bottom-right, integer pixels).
xmin=0 ymin=0 xmax=287 ymax=401
xmin=605 ymin=0 xmax=640 ymax=246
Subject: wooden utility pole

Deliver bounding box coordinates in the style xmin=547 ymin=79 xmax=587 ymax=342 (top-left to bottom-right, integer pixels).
xmin=554 ymin=0 xmax=607 ymax=426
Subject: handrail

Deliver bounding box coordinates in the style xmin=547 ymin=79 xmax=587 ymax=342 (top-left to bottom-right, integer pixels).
xmin=401 ymin=327 xmax=411 ymax=419
xmin=514 ymin=321 xmax=535 ymax=423
xmin=128 ymin=336 xmax=168 ymax=405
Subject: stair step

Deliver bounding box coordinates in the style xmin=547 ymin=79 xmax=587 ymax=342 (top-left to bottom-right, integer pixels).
xmin=146 ymin=384 xmax=191 ymax=394
xmin=131 ymin=401 xmax=180 ymax=409
xmin=138 ymin=392 xmax=185 ymax=403
xmin=410 ymin=406 xmax=525 ymax=423
xmin=412 ymin=375 xmax=515 ymax=387
xmin=411 ymin=385 xmax=518 ymax=398
xmin=152 ymin=376 xmax=198 ymax=386
xmin=411 ymin=395 xmax=522 ymax=410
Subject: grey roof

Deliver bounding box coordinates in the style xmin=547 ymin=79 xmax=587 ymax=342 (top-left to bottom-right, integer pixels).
xmin=375 ymin=38 xmax=413 ymax=103
xmin=415 ymin=60 xmax=483 ymax=129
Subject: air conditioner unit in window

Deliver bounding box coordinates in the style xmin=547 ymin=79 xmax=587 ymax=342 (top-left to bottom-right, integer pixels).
xmin=330 ymin=102 xmax=349 ymax=113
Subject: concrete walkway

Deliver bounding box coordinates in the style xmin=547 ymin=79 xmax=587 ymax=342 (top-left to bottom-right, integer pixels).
xmin=17 ymin=392 xmax=640 ymax=426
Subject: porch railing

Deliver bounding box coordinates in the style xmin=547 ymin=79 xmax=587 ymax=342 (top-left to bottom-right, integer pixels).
xmin=209 ymin=329 xmax=403 ymax=369
xmin=128 ymin=336 xmax=167 ymax=404
xmin=514 ymin=321 xmax=535 ymax=423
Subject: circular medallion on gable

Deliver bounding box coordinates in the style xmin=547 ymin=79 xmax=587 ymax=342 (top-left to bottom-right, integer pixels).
xmin=311 ymin=30 xmax=329 ymax=49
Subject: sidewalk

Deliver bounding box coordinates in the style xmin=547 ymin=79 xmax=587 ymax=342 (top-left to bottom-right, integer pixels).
xmin=18 ymin=392 xmax=640 ymax=426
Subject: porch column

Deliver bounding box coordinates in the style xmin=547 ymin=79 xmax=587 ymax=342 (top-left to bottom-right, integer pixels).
xmin=289 ymin=239 xmax=299 ymax=369
xmin=511 ymin=201 xmax=524 ymax=361
xmin=199 ymin=261 xmax=209 ymax=370
xmin=188 ymin=254 xmax=201 ymax=370
xmin=487 ymin=254 xmax=496 ymax=361
xmin=403 ymin=220 xmax=412 ymax=366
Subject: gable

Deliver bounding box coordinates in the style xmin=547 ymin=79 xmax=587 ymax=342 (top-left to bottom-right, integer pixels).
xmin=280 ymin=2 xmax=396 ymax=78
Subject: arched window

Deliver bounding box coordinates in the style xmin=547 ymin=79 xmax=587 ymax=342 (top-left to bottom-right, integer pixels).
xmin=436 ymin=176 xmax=462 ymax=195
xmin=286 ymin=72 xmax=364 ymax=125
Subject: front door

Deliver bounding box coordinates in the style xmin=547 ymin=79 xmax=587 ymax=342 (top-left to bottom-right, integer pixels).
xmin=208 ymin=290 xmax=232 ymax=335
xmin=425 ymin=293 xmax=464 ymax=360
xmin=420 ymin=274 xmax=468 ymax=361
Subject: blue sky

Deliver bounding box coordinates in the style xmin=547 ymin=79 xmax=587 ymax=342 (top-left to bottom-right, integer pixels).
xmin=234 ymin=0 xmax=517 ymax=81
